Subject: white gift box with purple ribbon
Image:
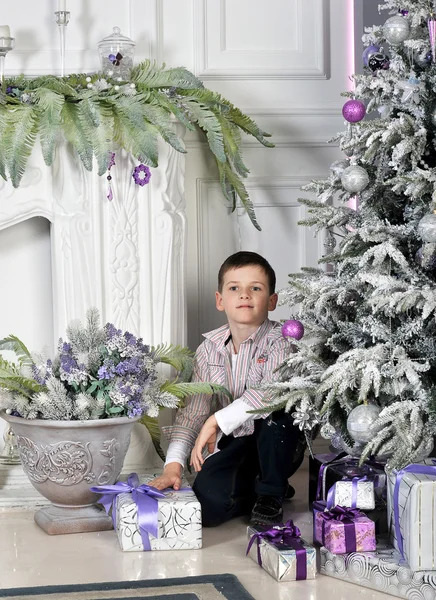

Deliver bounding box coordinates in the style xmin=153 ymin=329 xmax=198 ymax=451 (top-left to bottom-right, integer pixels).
xmin=315 ymin=454 xmax=384 ymax=509
xmin=387 ymin=459 xmax=436 ymax=571
xmin=91 ymin=473 xmax=202 ymax=552
xmin=327 ymin=477 xmax=375 ymax=510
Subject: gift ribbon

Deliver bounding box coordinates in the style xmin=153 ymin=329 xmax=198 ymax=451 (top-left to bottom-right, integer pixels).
xmin=315 ymin=452 xmax=348 ymax=501
xmin=90 ymin=473 xmax=189 ymax=551
xmin=318 ymin=506 xmax=361 ymax=553
xmin=326 ymin=475 xmax=369 ymax=509
xmin=246 ymin=520 xmax=307 ymax=580
xmin=393 ymin=461 xmax=436 ymax=561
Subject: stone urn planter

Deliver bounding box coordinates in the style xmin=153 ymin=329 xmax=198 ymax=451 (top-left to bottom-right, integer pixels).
xmin=1 ymin=410 xmax=140 ymax=535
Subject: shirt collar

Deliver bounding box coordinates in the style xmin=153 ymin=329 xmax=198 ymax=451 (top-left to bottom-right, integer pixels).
xmin=202 ymin=319 xmax=274 ymax=354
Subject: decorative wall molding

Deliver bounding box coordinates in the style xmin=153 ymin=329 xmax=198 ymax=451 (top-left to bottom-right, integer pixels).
xmin=193 ymin=0 xmax=330 ymax=80
xmin=193 ymin=176 xmax=326 ymax=342
xmin=185 ymin=107 xmax=343 ymax=149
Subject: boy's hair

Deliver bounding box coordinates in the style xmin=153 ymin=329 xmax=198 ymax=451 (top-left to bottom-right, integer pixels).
xmin=218 ymin=251 xmax=276 ymax=295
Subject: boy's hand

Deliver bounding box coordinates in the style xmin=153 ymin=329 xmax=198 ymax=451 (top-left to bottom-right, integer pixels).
xmin=148 ymin=463 xmax=182 ymax=491
xmin=190 ymin=415 xmax=219 ymax=472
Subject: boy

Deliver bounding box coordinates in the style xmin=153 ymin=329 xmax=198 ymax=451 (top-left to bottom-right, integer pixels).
xmin=151 ymin=251 xmax=300 ymax=526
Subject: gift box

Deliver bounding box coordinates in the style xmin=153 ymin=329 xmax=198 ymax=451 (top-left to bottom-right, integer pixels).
xmin=309 ymin=452 xmax=345 ymax=507
xmin=387 ymin=459 xmax=436 ymax=571
xmin=320 ymin=539 xmax=436 ymax=599
xmin=246 ymin=521 xmax=316 ymax=581
xmin=313 ymin=501 xmax=376 ymax=553
xmin=91 ymin=473 xmax=202 ymax=552
xmin=327 ymin=477 xmax=375 ymax=510
xmin=309 ymin=452 xmax=386 ymax=509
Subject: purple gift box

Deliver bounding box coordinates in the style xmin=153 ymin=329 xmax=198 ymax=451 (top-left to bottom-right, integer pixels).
xmin=313 ymin=501 xmax=376 ymax=554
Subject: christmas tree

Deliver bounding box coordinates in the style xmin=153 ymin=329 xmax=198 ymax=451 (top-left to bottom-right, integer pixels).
xmin=262 ymin=1 xmax=436 ymax=471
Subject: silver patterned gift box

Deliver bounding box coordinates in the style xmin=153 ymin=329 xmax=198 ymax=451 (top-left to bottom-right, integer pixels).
xmin=328 ymin=479 xmax=375 ymax=510
xmin=386 ymin=459 xmax=436 ymax=571
xmin=320 ymin=539 xmax=436 ymax=599
xmin=247 ymin=525 xmax=316 ymax=582
xmin=115 ymin=474 xmax=202 ymax=552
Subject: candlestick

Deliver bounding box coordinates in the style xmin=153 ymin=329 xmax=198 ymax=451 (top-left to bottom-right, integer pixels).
xmin=54 ymin=11 xmax=70 ymax=77
xmin=0 ymin=35 xmax=14 ymax=85
xmin=0 ymin=25 xmax=10 ymax=38
xmin=58 ymin=0 xmax=67 ymax=11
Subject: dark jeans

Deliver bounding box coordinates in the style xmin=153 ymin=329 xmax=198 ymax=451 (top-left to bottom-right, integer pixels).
xmin=192 ymin=409 xmax=300 ymax=527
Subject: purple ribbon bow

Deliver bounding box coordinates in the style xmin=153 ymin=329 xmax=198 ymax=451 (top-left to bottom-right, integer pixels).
xmin=326 ymin=475 xmax=369 ymax=510
xmin=393 ymin=461 xmax=436 ymax=560
xmin=90 ymin=473 xmax=168 ymax=551
xmin=318 ymin=506 xmax=361 ymax=553
xmin=246 ymin=520 xmax=307 ymax=580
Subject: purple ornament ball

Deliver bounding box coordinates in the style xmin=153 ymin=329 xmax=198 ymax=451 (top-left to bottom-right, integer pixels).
xmin=342 ymin=99 xmax=366 ymax=123
xmin=281 ymin=319 xmax=305 ymax=341
xmin=362 ymin=44 xmax=380 ymax=67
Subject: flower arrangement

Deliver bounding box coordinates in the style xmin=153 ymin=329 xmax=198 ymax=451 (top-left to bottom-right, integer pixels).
xmin=0 ymin=308 xmax=228 ymax=459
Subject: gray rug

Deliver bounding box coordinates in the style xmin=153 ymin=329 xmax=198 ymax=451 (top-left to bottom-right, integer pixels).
xmin=0 ymin=574 xmax=255 ymax=600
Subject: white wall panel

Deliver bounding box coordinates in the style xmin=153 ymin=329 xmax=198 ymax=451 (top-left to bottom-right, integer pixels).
xmin=194 ymin=0 xmax=329 ymax=79
xmin=2 ymin=0 xmax=159 ymax=76
xmin=194 ymin=177 xmax=324 ymax=343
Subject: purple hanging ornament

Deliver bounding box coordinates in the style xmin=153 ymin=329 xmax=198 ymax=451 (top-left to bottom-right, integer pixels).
xmin=132 ymin=163 xmax=151 ymax=186
xmin=362 ymin=44 xmax=380 ymax=67
xmin=429 ymin=18 xmax=436 ymax=62
xmin=342 ymin=99 xmax=366 ymax=123
xmin=281 ymin=320 xmax=305 ymax=341
xmin=106 ymin=152 xmax=115 ymax=201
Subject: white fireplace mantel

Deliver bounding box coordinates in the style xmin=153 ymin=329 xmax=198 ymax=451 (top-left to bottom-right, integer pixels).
xmin=0 ymin=128 xmax=187 ymax=508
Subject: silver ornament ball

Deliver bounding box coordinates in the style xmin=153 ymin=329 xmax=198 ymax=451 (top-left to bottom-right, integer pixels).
xmin=383 ymin=15 xmax=410 ymax=45
xmin=418 ymin=213 xmax=436 ymax=243
xmin=330 ymin=432 xmax=343 ymax=451
xmin=320 ymin=422 xmax=336 ymax=439
xmin=341 ymin=165 xmax=369 ymax=193
xmin=324 ymin=232 xmax=337 ymax=252
xmin=347 ymin=404 xmax=382 ymax=444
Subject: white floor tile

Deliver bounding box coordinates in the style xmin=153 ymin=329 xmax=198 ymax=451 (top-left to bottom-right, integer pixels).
xmin=0 ymin=466 xmax=395 ymax=600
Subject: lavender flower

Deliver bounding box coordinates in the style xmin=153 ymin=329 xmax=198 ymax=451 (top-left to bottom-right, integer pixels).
xmin=98 ymin=360 xmax=116 ymax=380
xmin=0 ymin=309 xmax=192 ymax=422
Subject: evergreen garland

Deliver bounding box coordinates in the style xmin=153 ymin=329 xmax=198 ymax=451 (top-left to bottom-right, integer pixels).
xmin=0 ymin=61 xmax=274 ymax=230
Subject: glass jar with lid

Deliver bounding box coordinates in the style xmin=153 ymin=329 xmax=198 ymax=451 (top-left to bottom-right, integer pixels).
xmin=98 ymin=26 xmax=135 ymax=80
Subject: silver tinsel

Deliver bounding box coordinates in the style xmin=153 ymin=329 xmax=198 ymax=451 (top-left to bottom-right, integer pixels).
xmin=341 ymin=165 xmax=369 ymax=193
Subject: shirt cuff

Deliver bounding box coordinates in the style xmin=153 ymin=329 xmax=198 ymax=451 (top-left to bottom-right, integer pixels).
xmin=215 ymin=398 xmax=260 ymax=436
xmin=165 ymin=440 xmax=190 ymax=468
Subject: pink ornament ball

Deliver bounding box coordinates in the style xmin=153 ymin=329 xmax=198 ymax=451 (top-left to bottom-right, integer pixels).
xmin=342 ymin=99 xmax=366 ymax=123
xmin=281 ymin=319 xmax=304 ymax=340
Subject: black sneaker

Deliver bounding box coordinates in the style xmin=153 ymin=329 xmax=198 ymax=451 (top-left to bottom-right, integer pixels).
xmin=249 ymin=495 xmax=283 ymax=526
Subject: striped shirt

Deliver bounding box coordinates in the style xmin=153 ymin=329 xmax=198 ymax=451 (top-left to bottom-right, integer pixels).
xmin=162 ymin=319 xmax=292 ymax=453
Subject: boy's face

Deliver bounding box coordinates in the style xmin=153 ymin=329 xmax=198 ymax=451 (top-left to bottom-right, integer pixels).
xmin=215 ymin=265 xmax=278 ymax=328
